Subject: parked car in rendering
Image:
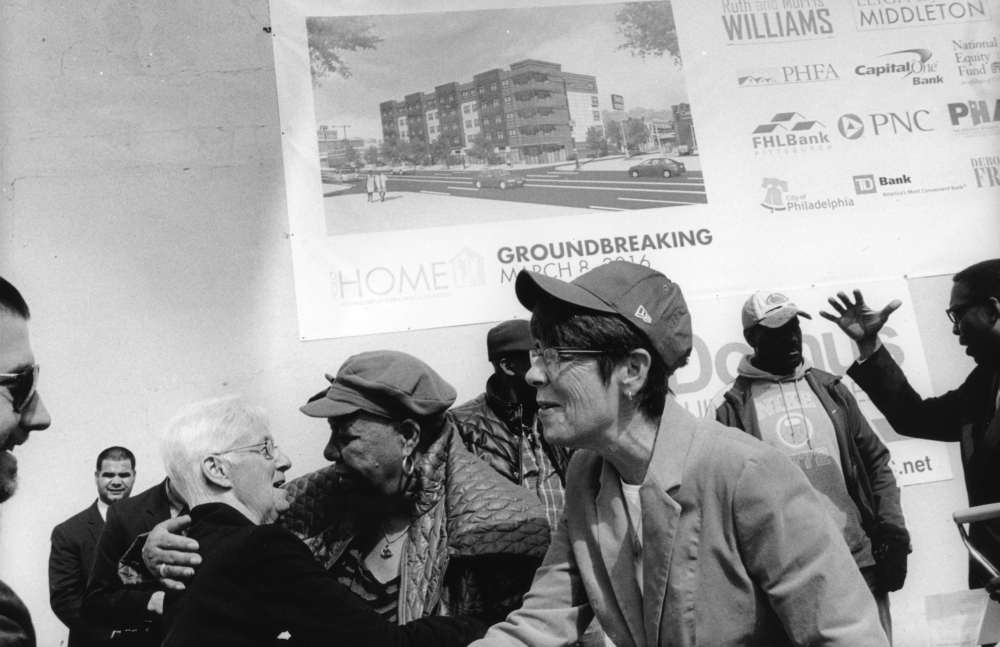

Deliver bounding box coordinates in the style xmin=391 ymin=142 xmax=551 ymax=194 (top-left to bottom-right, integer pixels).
xmin=627 ymin=158 xmax=686 ymax=178
xmin=321 ymin=168 xmax=360 ymax=183
xmin=391 ymin=162 xmax=416 ymax=175
xmin=473 ymin=168 xmax=525 ymax=189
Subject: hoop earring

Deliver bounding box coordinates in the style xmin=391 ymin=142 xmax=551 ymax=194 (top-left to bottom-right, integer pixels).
xmin=626 ymin=391 xmax=633 ymax=401
xmin=401 ymin=454 xmax=416 ymax=476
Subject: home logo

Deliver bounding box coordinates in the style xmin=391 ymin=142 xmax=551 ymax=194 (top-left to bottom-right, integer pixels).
xmin=722 ymin=1 xmax=834 ymax=44
xmin=947 ymin=98 xmax=1000 ymax=135
xmin=852 ymin=0 xmax=992 ymax=31
xmin=971 ymin=156 xmax=1000 ymax=187
xmin=752 ymin=112 xmax=832 ymax=155
xmin=760 ymin=177 xmax=855 ymax=213
xmin=853 ymin=174 xmax=877 ymax=194
xmin=761 ymin=177 xmax=789 ymax=211
xmin=838 ymin=114 xmax=865 ymax=139
xmin=953 ymin=37 xmax=1000 ymax=85
xmin=855 ymin=49 xmax=942 ymax=84
xmin=837 ymin=110 xmax=933 ymax=139
xmin=737 ymin=63 xmax=839 ymax=87
xmin=330 ymin=250 xmax=486 ymax=303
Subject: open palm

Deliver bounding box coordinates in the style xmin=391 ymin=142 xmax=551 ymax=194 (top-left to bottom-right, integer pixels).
xmin=819 ymin=290 xmax=901 ymax=344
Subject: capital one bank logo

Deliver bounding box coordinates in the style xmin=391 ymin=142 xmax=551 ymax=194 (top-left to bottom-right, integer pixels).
xmin=761 ymin=177 xmax=789 ymax=211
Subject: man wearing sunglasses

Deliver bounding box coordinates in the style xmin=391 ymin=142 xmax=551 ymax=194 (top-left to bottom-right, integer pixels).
xmin=821 ymin=259 xmax=1000 ymax=592
xmin=0 ymin=275 xmax=51 ymax=646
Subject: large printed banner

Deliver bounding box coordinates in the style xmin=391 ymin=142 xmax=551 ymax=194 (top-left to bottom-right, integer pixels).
xmin=675 ymin=278 xmax=952 ymax=487
xmin=269 ymin=0 xmax=1000 ymax=340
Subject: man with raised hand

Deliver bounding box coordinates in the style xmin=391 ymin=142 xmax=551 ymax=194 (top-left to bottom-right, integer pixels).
xmin=715 ymin=290 xmax=907 ymax=642
xmin=822 ymin=259 xmax=1000 ymax=591
xmin=0 ymin=275 xmax=53 ymax=647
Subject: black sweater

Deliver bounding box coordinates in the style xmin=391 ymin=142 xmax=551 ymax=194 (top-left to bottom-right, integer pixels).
xmin=162 ymin=503 xmax=483 ymax=647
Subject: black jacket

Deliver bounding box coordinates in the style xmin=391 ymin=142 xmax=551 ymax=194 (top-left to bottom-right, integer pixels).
xmin=82 ymin=480 xmax=173 ymax=644
xmin=849 ymin=344 xmax=1000 ymax=587
xmin=451 ymin=375 xmax=571 ymax=486
xmin=0 ymin=578 xmax=33 ymax=647
xmin=49 ymin=501 xmax=113 ymax=646
xmin=162 ymin=503 xmax=484 ymax=647
xmin=715 ymin=366 xmax=909 ymax=557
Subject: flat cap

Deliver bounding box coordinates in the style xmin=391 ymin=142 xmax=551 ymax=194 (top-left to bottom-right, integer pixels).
xmin=299 ymin=350 xmax=457 ymax=423
xmin=486 ymin=319 xmax=533 ymax=361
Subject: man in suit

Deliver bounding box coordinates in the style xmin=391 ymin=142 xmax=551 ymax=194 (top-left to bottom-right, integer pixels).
xmin=49 ymin=446 xmax=137 ymax=646
xmin=0 ymin=275 xmax=52 ymax=647
xmin=82 ymin=474 xmax=184 ymax=646
xmin=821 ymin=259 xmax=1000 ymax=589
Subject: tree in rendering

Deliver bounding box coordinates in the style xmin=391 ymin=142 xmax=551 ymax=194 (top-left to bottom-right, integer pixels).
xmin=614 ymin=2 xmax=682 ymax=67
xmin=343 ymin=142 xmax=360 ymax=167
xmin=585 ymin=126 xmax=608 ymax=158
xmin=307 ymin=16 xmax=383 ymax=85
xmin=364 ymin=145 xmax=380 ymax=166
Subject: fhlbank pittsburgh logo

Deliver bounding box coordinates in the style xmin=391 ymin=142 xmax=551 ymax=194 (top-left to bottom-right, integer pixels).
xmin=953 ymin=36 xmax=1000 ymax=85
xmin=760 ymin=177 xmax=855 ymax=213
xmin=752 ymin=112 xmax=832 ymax=155
xmin=947 ymin=98 xmax=1000 ymax=135
xmin=855 ymin=49 xmax=942 ymax=85
xmin=851 ymin=0 xmax=991 ymax=30
xmin=722 ymin=0 xmax=833 ymax=44
xmin=737 ymin=63 xmax=839 ymax=87
xmin=329 ymin=248 xmax=486 ymax=305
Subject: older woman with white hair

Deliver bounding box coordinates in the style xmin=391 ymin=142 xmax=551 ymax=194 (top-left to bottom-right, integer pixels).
xmin=158 ymin=395 xmax=484 ymax=647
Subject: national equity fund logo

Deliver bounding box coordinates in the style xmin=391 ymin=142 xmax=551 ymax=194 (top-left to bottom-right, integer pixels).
xmin=752 ymin=112 xmax=832 ymax=155
xmin=722 ymin=0 xmax=833 ymax=44
xmin=760 ymin=177 xmax=855 ymax=212
xmin=737 ymin=63 xmax=839 ymax=87
xmin=852 ymin=0 xmax=991 ymax=30
xmin=837 ymin=109 xmax=933 ymax=139
xmin=855 ymin=49 xmax=942 ymax=85
xmin=953 ymin=36 xmax=1000 ymax=85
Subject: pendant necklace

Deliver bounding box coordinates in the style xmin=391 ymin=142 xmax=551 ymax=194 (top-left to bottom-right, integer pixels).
xmin=379 ymin=523 xmax=407 ymax=559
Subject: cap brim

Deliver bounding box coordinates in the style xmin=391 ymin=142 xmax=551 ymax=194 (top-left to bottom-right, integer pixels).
xmin=515 ymin=270 xmax=617 ymax=314
xmin=299 ymin=392 xmax=364 ymax=419
xmin=758 ymin=309 xmax=812 ymax=328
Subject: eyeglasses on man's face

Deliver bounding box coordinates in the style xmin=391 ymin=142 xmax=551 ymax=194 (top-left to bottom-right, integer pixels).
xmin=946 ymin=300 xmax=987 ymax=325
xmin=0 ymin=365 xmax=39 ymax=414
xmin=218 ymin=438 xmax=278 ymax=460
xmin=529 ymin=346 xmax=604 ymax=372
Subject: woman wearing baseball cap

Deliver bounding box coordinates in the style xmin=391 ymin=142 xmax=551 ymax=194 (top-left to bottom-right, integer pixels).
xmin=468 ymin=261 xmax=888 ymax=647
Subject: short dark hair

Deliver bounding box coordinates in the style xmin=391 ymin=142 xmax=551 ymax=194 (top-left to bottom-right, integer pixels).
xmin=954 ymin=259 xmax=1000 ymax=302
xmin=530 ymin=295 xmax=683 ymax=420
xmin=96 ymin=446 xmax=136 ymax=472
xmin=0 ymin=276 xmax=30 ymax=320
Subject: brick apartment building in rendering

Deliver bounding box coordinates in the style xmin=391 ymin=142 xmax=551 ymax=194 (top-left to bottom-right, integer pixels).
xmin=379 ymin=59 xmax=604 ymax=165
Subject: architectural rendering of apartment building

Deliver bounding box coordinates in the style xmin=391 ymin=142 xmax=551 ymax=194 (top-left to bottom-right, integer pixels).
xmin=379 ymin=59 xmax=604 ymax=164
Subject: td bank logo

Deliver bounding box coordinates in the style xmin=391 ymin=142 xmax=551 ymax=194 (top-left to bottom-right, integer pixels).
xmin=752 ymin=112 xmax=832 ymax=155
xmin=837 ymin=110 xmax=933 ymax=139
xmin=852 ymin=174 xmax=912 ymax=194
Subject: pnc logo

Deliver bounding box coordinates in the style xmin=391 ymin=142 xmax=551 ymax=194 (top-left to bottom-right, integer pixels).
xmin=838 ymin=114 xmax=865 ymax=139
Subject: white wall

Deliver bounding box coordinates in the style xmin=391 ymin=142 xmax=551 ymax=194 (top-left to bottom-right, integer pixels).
xmin=0 ymin=2 xmax=991 ymax=646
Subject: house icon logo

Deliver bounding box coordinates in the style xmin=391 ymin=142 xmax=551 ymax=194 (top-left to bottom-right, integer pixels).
xmin=451 ymin=248 xmax=486 ymax=288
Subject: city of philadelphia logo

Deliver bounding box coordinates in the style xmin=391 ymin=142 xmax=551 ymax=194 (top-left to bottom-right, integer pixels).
xmin=722 ymin=0 xmax=833 ymax=44
xmin=852 ymin=0 xmax=991 ymax=31
xmin=752 ymin=112 xmax=831 ymax=155
xmin=855 ymin=49 xmax=942 ymax=85
xmin=836 ymin=109 xmax=932 ymax=140
xmin=737 ymin=63 xmax=839 ymax=87
xmin=971 ymin=156 xmax=1000 ymax=188
xmin=953 ymin=37 xmax=1000 ymax=84
xmin=760 ymin=177 xmax=854 ymax=213
xmin=948 ymin=98 xmax=1000 ymax=135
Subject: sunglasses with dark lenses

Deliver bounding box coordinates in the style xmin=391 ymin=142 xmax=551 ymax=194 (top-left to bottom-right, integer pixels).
xmin=0 ymin=365 xmax=39 ymax=413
